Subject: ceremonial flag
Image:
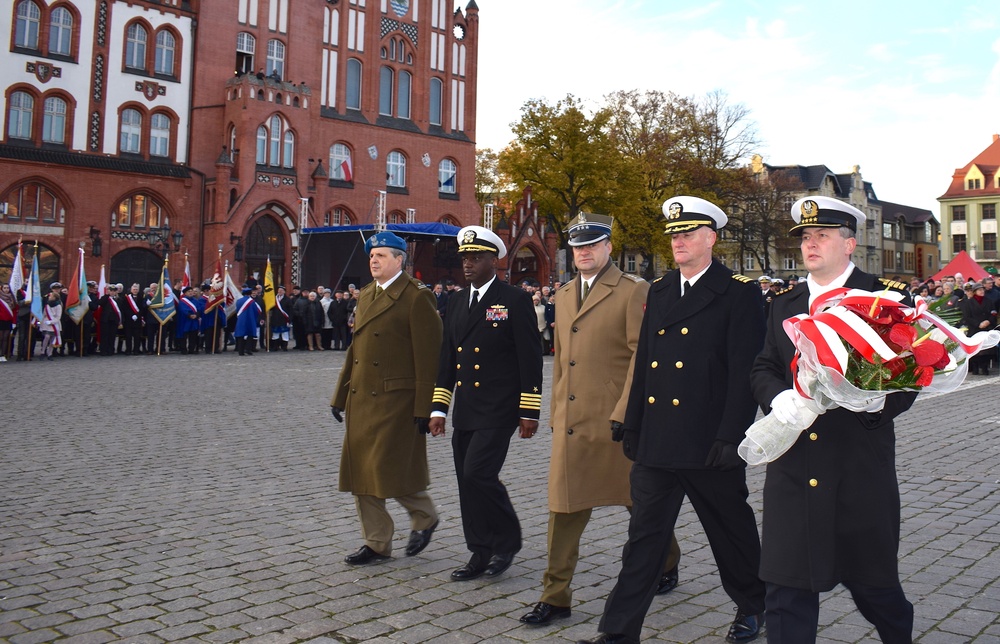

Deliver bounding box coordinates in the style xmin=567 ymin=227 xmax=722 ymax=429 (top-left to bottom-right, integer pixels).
xmin=28 ymin=246 xmax=43 ymax=323
xmin=263 ymin=257 xmax=276 ymax=311
xmin=223 ymin=263 xmax=242 ymax=318
xmin=8 ymin=241 xmax=24 ymax=294
xmin=340 ymin=156 xmax=353 ymax=182
xmin=148 ymin=259 xmax=176 ymax=324
xmin=182 ymin=254 xmax=192 ymax=290
xmin=66 ymin=247 xmax=91 ymax=323
xmin=204 ymin=254 xmax=225 ymax=312
xmin=97 ymin=264 xmax=107 ymax=297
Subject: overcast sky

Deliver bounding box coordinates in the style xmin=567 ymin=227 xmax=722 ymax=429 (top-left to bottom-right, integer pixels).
xmin=468 ymin=0 xmax=1000 ymax=218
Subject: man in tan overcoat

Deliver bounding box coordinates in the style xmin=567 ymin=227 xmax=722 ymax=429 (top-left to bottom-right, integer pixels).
xmin=519 ymin=214 xmax=681 ymax=626
xmin=331 ymin=231 xmax=443 ymax=565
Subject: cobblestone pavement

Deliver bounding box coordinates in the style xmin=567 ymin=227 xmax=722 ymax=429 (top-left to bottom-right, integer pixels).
xmin=2 ymin=349 xmax=1000 ymax=643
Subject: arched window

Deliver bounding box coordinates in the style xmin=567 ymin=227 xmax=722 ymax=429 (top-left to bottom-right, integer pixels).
xmin=266 ymin=39 xmax=285 ymax=80
xmin=268 ymin=115 xmax=281 ymax=166
xmin=116 ymin=193 xmax=163 ymax=229
xmin=125 ymin=23 xmax=148 ymax=70
xmin=42 ymin=96 xmax=67 ymax=144
xmin=120 ymin=108 xmax=142 ymax=153
xmin=49 ymin=6 xmax=73 ymax=55
xmin=282 ymin=130 xmax=294 ymax=169
xmin=0 ymin=243 xmax=60 ymax=288
xmin=438 ymin=159 xmax=456 ymax=194
xmin=386 ymin=150 xmax=405 ymax=188
xmin=150 ymin=113 xmax=170 ymax=156
xmin=397 ymin=70 xmax=411 ymax=119
xmin=1 ymin=182 xmax=64 ymax=224
xmin=236 ymin=32 xmax=255 ymax=75
xmin=8 ymin=91 xmax=34 ymax=139
xmin=256 ymin=126 xmax=267 ymax=163
xmin=15 ymin=1 xmax=41 ymax=50
xmin=256 ymin=115 xmax=294 ymax=168
xmin=429 ymin=77 xmax=443 ymax=126
xmin=154 ymin=30 xmax=175 ymax=75
xmin=346 ymin=58 xmax=362 ymax=110
xmin=379 ymin=66 xmax=393 ymax=115
xmin=388 ymin=211 xmax=403 ymax=225
xmin=330 ymin=207 xmax=352 ymax=226
xmin=329 ymin=143 xmax=353 ymax=181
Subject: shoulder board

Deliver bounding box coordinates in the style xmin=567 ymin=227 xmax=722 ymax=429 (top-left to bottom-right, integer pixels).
xmin=653 ymin=276 xmax=664 ymax=283
xmin=415 ymin=281 xmax=427 ymax=289
xmin=731 ymin=274 xmax=753 ymax=283
xmin=623 ymin=273 xmax=644 ymax=283
xmin=878 ymin=278 xmax=908 ymax=291
xmin=773 ymin=286 xmax=794 ymax=296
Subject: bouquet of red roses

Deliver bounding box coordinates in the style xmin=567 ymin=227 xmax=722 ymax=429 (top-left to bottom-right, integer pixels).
xmin=739 ymin=287 xmax=1000 ymax=465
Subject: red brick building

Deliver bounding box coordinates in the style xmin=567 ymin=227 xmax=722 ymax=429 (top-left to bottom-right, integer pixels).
xmin=1 ymin=0 xmax=481 ymax=290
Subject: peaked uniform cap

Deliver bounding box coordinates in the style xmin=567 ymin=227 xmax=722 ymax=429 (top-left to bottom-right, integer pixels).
xmin=565 ymin=212 xmax=613 ymax=246
xmin=789 ymin=196 xmax=865 ymax=234
xmin=457 ymin=225 xmax=507 ymax=259
xmin=661 ymin=196 xmax=728 ymax=234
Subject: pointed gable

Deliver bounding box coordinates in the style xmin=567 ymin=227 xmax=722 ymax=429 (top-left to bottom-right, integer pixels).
xmin=940 ymin=135 xmax=1000 ymax=199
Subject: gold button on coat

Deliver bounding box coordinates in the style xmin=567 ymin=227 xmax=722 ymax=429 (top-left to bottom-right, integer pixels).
xmin=672 ymin=399 xmax=679 ymax=406
xmin=474 ymin=364 xmax=480 ymax=370
xmin=809 ymin=433 xmax=818 ymax=441
xmin=648 ymin=396 xmax=655 ymax=404
xmin=809 ymin=479 xmax=818 ymax=487
xmin=458 ymin=347 xmax=463 ymax=352
xmin=681 ymin=328 xmax=689 ymax=335
xmin=457 ymin=381 xmax=462 ymax=387
xmin=651 ymin=361 xmax=658 ymax=369
xmin=675 ymin=361 xmax=683 ymax=368
xmin=658 ymin=329 xmax=665 ymax=335
xmin=474 ymin=382 xmax=480 ymax=387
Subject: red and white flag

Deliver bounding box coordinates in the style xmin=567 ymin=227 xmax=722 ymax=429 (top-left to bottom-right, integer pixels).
xmin=182 ymin=254 xmax=192 ymax=290
xmin=341 ymin=156 xmax=353 ymax=182
xmin=97 ymin=264 xmax=107 ymax=296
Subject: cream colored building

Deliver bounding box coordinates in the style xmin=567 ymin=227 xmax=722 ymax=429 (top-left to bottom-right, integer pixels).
xmin=938 ymin=134 xmax=1000 ymax=274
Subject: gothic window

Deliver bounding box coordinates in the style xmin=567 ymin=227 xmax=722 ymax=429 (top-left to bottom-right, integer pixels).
xmin=329 ymin=143 xmax=353 ymax=181
xmin=125 ymin=23 xmax=148 ymax=70
xmin=150 ymin=113 xmax=170 ymax=157
xmin=155 ymin=30 xmax=176 ymax=76
xmin=1 ymin=182 xmax=64 ymax=225
xmin=438 ymin=158 xmax=456 ymax=194
xmin=256 ymin=115 xmax=294 ymax=168
xmin=266 ymin=39 xmax=285 ymax=79
xmin=42 ymin=96 xmax=66 ymax=144
xmin=15 ymin=1 xmax=40 ymax=50
xmin=397 ymin=70 xmax=411 ymax=119
xmin=116 ymin=193 xmax=163 ymax=230
xmin=386 ymin=150 xmax=406 ymax=188
xmin=429 ymin=77 xmax=442 ymax=126
xmin=379 ymin=66 xmax=393 ymax=115
xmin=236 ymin=32 xmax=255 ymax=75
xmin=8 ymin=91 xmax=34 ymax=140
xmin=120 ymin=108 xmax=142 ymax=153
xmin=346 ymin=58 xmax=362 ymax=110
xmin=49 ymin=6 xmax=72 ymax=55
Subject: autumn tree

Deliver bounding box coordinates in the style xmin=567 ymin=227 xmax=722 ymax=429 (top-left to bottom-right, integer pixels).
xmin=497 ymin=95 xmax=634 ymax=247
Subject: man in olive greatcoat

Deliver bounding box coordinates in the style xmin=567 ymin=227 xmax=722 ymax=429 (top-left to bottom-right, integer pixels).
xmin=519 ymin=214 xmax=680 ymax=627
xmin=331 ymin=231 xmax=443 ymax=565
xmin=750 ymin=196 xmax=916 ymax=643
xmin=580 ymin=197 xmax=766 ymax=644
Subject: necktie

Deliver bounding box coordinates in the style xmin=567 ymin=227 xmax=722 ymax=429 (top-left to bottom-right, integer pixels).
xmin=582 ymin=281 xmax=590 ymax=303
xmin=470 ymin=289 xmax=479 ymax=310
xmin=683 ymin=280 xmax=691 ymax=297
xmin=374 ymin=285 xmax=383 ymax=298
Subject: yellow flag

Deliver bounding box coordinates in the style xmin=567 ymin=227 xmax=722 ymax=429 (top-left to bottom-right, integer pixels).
xmin=263 ymin=257 xmax=276 ymax=311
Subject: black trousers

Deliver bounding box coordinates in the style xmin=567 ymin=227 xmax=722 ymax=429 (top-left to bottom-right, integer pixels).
xmin=123 ymin=322 xmax=144 ymax=354
xmin=99 ymin=321 xmax=118 ymax=355
xmin=451 ymin=426 xmax=522 ymax=562
xmin=600 ymin=465 xmax=765 ymax=639
xmin=765 ymin=581 xmax=913 ymax=644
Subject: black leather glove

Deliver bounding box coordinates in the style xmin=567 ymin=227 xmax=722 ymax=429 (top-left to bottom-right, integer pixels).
xmin=415 ymin=417 xmax=430 ymax=434
xmin=705 ymin=439 xmax=743 ymax=470
xmin=610 ymin=421 xmax=625 ymax=442
xmin=622 ymin=428 xmax=639 ymax=461
xmin=331 ymin=406 xmax=343 ymax=422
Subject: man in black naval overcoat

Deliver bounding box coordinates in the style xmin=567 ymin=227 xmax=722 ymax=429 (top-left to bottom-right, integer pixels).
xmin=429 ymin=225 xmax=543 ymax=582
xmin=580 ymin=196 xmax=766 ymax=644
xmin=750 ymin=196 xmax=915 ymax=643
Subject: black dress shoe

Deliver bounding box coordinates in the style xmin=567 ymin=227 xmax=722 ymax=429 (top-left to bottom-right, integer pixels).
xmin=519 ymin=601 xmax=571 ymax=625
xmin=344 ymin=545 xmax=390 ymax=565
xmin=576 ymin=634 xmax=637 ymax=644
xmin=450 ymin=556 xmax=487 ymax=581
xmin=655 ymin=565 xmax=679 ymax=595
xmin=404 ymin=520 xmax=439 ymax=556
xmin=484 ymin=552 xmax=516 ymax=577
xmin=726 ymin=611 xmax=763 ymax=642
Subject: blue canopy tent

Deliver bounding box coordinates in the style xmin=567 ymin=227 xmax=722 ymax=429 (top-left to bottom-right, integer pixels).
xmin=299 ymin=222 xmax=462 ymax=290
